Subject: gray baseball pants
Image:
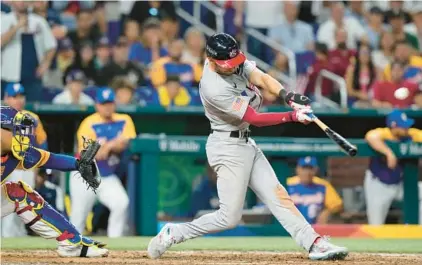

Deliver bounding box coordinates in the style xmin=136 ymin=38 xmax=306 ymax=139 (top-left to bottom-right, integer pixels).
xmin=172 ymin=132 xmax=319 ymax=251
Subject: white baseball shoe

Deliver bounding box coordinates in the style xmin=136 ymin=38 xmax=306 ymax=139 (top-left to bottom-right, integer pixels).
xmin=147 ymin=224 xmax=179 ymax=259
xmin=308 ymin=236 xmax=348 ymax=261
xmin=57 ymin=244 xmax=109 ymax=258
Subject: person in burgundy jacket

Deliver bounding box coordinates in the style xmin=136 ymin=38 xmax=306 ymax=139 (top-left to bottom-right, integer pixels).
xmin=305 ymin=43 xmax=337 ymax=99
xmin=372 ymin=61 xmax=422 ymax=109
xmin=328 ymin=27 xmax=357 ymax=77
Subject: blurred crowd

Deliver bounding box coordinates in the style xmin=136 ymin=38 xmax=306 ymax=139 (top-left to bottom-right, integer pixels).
xmin=1 ymin=0 xmax=204 ymax=108
xmin=1 ymin=0 xmax=422 ymax=109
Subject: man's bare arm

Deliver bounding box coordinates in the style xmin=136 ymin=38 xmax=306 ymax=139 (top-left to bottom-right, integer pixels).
xmin=248 ymin=67 xmax=285 ymax=96
xmin=248 ymin=67 xmax=312 ymax=110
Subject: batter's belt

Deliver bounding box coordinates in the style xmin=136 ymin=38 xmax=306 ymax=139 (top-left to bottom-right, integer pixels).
xmin=210 ymin=129 xmax=251 ymax=139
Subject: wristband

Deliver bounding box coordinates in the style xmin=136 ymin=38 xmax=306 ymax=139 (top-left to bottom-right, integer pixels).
xmin=278 ymin=89 xmax=287 ymax=99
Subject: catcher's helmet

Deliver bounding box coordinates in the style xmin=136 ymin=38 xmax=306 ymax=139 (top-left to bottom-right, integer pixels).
xmin=206 ymin=33 xmax=246 ymax=68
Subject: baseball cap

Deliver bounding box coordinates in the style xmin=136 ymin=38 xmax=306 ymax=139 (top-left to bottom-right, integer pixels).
xmin=96 ymin=87 xmax=115 ymax=104
xmin=59 ymin=37 xmax=73 ymax=51
xmin=315 ymin=42 xmax=328 ymax=55
xmin=386 ymin=109 xmax=414 ymax=129
xmin=65 ymin=70 xmax=86 ymax=84
xmin=5 ymin=83 xmax=25 ymax=97
xmin=97 ymin=36 xmax=110 ymax=48
xmin=167 ymin=75 xmax=180 ymax=83
xmin=369 ymin=7 xmax=383 ymax=15
xmin=142 ymin=17 xmax=161 ymax=31
xmin=297 ymin=156 xmax=318 ymax=168
xmin=115 ymin=36 xmax=129 ymax=47
xmin=388 ymin=10 xmax=406 ymax=20
xmin=80 ymin=40 xmax=94 ymax=49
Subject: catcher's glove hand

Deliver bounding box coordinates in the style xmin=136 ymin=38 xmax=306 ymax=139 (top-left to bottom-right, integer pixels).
xmin=76 ymin=137 xmax=102 ymax=192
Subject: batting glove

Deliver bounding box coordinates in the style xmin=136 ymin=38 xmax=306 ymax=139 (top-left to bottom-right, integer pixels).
xmin=291 ymin=108 xmax=314 ymax=124
xmin=280 ymin=90 xmax=312 ymax=110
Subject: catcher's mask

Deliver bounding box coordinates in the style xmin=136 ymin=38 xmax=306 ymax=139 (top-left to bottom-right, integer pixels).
xmin=11 ymin=111 xmax=36 ymax=159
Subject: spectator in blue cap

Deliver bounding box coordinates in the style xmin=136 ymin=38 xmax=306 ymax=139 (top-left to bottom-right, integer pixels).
xmin=286 ymin=156 xmax=343 ymax=224
xmin=364 ymin=109 xmax=422 ymax=225
xmin=57 ymin=38 xmax=75 ymax=72
xmin=52 ymin=70 xmax=94 ymax=105
xmin=94 ymin=36 xmax=110 ymax=71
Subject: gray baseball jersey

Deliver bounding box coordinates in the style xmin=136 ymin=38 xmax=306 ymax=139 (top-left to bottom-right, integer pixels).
xmin=170 ymin=58 xmax=320 ymax=252
xmin=199 ymin=59 xmax=263 ymax=131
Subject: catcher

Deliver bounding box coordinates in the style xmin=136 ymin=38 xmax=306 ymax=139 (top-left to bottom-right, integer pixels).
xmin=1 ymin=105 xmax=108 ymax=258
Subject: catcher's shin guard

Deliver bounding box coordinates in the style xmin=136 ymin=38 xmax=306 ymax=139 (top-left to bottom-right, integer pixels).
xmin=3 ymin=181 xmax=107 ymax=257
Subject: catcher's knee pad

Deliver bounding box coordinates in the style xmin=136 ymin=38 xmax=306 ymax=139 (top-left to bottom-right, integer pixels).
xmin=4 ymin=181 xmax=86 ymax=245
xmin=4 ymin=180 xmax=44 ymax=219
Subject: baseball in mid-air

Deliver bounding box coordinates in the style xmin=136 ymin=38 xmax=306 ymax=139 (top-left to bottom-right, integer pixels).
xmin=394 ymin=87 xmax=410 ymax=100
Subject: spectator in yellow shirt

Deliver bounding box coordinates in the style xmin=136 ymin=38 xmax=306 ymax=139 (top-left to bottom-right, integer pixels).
xmin=150 ymin=39 xmax=202 ymax=89
xmin=152 ymin=75 xmax=191 ymax=107
xmin=287 ymin=157 xmax=343 ymax=224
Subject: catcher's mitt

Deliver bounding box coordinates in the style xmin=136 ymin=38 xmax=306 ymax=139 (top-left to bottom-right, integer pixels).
xmin=76 ymin=136 xmax=102 ymax=192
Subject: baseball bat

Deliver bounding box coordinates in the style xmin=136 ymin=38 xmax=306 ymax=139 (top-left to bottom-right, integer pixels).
xmin=308 ymin=113 xmax=358 ymax=157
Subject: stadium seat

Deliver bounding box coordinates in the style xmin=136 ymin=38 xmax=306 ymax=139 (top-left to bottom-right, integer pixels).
xmin=187 ymin=87 xmax=202 ymax=106
xmin=42 ymin=87 xmax=62 ymax=102
xmin=107 ymin=20 xmax=120 ymax=46
xmin=312 ymin=23 xmax=319 ymax=37
xmin=136 ymin=86 xmax=156 ymax=106
xmin=295 ymin=51 xmax=316 ymax=75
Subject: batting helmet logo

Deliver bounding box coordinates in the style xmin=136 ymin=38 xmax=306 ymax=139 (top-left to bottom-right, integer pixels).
xmin=229 ymin=49 xmax=238 ymax=58
xmin=206 ymin=46 xmax=218 ymax=56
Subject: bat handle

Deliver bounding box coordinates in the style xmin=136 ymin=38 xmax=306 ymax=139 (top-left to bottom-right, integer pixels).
xmin=307 ymin=113 xmax=317 ymax=119
xmin=306 ymin=113 xmax=329 ymax=130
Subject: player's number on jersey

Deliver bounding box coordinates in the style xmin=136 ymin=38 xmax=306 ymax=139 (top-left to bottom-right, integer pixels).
xmin=308 ymin=204 xmax=320 ymax=220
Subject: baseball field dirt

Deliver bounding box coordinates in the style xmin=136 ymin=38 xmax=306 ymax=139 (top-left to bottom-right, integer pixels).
xmin=2 ymin=237 xmax=422 ymax=265
xmin=2 ymin=250 xmax=422 ymax=265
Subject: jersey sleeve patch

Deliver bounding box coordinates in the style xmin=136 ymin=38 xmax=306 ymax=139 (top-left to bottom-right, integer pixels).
xmin=232 ymin=97 xmax=246 ymax=111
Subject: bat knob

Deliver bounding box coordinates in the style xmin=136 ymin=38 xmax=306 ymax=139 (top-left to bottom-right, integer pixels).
xmin=349 ymin=147 xmax=358 ymax=157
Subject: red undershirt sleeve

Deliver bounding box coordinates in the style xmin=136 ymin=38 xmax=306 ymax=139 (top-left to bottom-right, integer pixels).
xmin=242 ymin=106 xmax=293 ymax=127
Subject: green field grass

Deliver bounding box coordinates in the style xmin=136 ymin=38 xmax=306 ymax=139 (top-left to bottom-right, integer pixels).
xmin=2 ymin=237 xmax=422 ymax=253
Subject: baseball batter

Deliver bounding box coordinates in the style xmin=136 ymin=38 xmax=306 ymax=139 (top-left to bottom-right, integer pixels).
xmin=148 ymin=33 xmax=348 ymax=261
